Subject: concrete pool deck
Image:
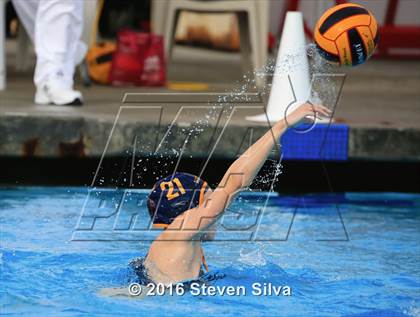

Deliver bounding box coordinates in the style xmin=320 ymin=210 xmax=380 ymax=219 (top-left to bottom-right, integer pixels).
xmin=1 ymin=46 xmax=420 ymax=162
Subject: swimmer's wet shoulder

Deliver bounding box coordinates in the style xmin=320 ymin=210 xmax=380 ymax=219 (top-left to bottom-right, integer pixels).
xmin=135 ymin=103 xmax=332 ymax=285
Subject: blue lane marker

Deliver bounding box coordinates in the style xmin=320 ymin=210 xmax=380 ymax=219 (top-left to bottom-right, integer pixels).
xmin=280 ymin=123 xmax=349 ymax=161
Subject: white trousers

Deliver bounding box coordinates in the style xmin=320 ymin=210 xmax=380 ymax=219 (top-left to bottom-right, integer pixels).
xmin=12 ymin=0 xmax=87 ymax=89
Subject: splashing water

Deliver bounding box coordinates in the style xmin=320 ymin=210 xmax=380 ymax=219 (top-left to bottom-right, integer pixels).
xmin=94 ymin=42 xmax=345 ymax=201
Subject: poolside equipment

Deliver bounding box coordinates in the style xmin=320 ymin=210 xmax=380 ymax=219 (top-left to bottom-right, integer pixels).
xmin=281 ymin=123 xmax=349 ymax=161
xmin=147 ymin=172 xmax=209 ymax=226
xmin=108 ymin=30 xmax=166 ymax=87
xmin=154 ymin=0 xmax=269 ymax=87
xmin=85 ymin=0 xmax=115 ymax=85
xmin=86 ymin=42 xmax=116 ymax=85
xmin=314 ymin=3 xmax=379 ymax=67
xmin=167 ymin=81 xmax=210 ymax=91
xmin=85 ymin=0 xmax=166 ymax=87
xmin=247 ymin=11 xmax=310 ymax=123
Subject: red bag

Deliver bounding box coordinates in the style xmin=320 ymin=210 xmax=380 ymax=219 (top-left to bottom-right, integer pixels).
xmin=140 ymin=35 xmax=166 ymax=86
xmin=109 ymin=29 xmax=166 ymax=86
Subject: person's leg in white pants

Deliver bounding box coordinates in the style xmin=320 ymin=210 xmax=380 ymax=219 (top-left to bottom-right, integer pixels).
xmin=12 ymin=0 xmax=87 ymax=105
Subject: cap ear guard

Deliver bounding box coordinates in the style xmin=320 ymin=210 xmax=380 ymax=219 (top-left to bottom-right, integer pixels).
xmin=147 ymin=198 xmax=156 ymax=219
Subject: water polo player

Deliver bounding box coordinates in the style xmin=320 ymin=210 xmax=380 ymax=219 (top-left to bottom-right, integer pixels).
xmin=131 ymin=102 xmax=331 ymax=285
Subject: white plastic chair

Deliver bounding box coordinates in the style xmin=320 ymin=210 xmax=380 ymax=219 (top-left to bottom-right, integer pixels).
xmin=152 ymin=0 xmax=269 ymax=86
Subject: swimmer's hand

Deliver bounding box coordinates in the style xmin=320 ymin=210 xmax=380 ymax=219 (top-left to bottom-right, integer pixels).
xmin=284 ymin=103 xmax=332 ymax=127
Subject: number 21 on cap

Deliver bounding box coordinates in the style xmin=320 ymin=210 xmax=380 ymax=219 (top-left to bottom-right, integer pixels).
xmin=160 ymin=178 xmax=186 ymax=200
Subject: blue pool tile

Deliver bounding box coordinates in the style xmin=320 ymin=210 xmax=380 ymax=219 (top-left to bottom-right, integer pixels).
xmin=281 ymin=123 xmax=349 ymax=161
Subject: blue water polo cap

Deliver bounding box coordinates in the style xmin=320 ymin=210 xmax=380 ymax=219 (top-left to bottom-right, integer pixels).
xmin=147 ymin=172 xmax=209 ymax=226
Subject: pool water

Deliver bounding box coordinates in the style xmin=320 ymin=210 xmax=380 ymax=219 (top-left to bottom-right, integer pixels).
xmin=1 ymin=187 xmax=419 ymax=316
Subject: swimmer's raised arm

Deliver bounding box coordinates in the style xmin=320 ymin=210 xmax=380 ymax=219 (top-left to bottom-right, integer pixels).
xmin=218 ymin=103 xmax=331 ymax=194
xmin=167 ymin=103 xmax=331 ymax=239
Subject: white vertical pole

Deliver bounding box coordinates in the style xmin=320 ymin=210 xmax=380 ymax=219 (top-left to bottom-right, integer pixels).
xmin=82 ymin=0 xmax=98 ymax=46
xmin=0 ymin=0 xmax=6 ymax=90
